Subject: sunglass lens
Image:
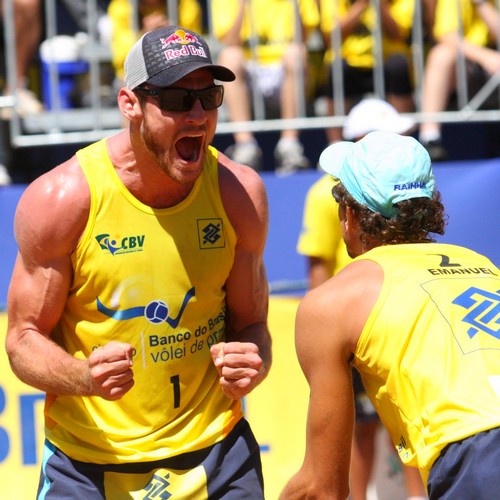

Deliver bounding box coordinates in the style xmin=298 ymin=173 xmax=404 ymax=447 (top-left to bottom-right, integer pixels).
xmin=158 ymin=87 xmax=224 ymax=111
xmin=182 ymin=93 xmax=197 ymax=111
xmin=201 ymin=87 xmax=223 ymax=110
xmin=158 ymin=89 xmax=185 ymax=111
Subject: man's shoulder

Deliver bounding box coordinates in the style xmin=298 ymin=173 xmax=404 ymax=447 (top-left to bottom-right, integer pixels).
xmin=24 ymin=155 xmax=86 ymax=200
xmin=215 ymin=149 xmax=268 ymax=240
xmin=14 ymin=155 xmax=90 ymax=256
xmin=217 ymin=149 xmax=266 ymax=197
xmin=18 ymin=156 xmax=90 ymax=228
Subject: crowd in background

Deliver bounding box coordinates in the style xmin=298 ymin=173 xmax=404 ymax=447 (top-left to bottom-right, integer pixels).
xmin=1 ymin=0 xmax=500 ymax=185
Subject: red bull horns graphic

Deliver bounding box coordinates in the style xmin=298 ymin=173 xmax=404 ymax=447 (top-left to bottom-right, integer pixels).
xmin=161 ymin=30 xmax=200 ymax=47
xmin=160 ymin=30 xmax=207 ymax=61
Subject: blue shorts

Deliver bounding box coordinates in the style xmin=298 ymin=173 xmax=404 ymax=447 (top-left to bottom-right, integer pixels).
xmin=427 ymin=426 xmax=500 ymax=499
xmin=37 ymin=418 xmax=263 ymax=499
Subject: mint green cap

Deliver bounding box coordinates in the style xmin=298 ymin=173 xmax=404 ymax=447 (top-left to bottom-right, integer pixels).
xmin=319 ymin=131 xmax=435 ymax=218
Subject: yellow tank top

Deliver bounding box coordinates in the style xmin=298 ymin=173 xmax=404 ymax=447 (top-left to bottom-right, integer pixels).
xmin=434 ymin=0 xmax=490 ymax=46
xmin=211 ymin=0 xmax=320 ymax=65
xmin=46 ymin=140 xmax=242 ymax=464
xmin=320 ymin=0 xmax=414 ymax=67
xmin=354 ymin=243 xmax=500 ymax=483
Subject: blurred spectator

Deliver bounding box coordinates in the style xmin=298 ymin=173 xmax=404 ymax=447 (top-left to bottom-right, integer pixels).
xmin=342 ymin=95 xmax=416 ymax=141
xmin=1 ymin=0 xmax=43 ymax=115
xmin=0 ymin=0 xmax=44 ymax=183
xmin=297 ymin=97 xmax=426 ymax=500
xmin=58 ymin=0 xmax=111 ymax=39
xmin=108 ymin=0 xmax=202 ymax=86
xmin=211 ymin=0 xmax=320 ymax=173
xmin=317 ymin=0 xmax=415 ymax=145
xmin=423 ymin=0 xmax=438 ymax=44
xmin=419 ymin=0 xmax=500 ymax=161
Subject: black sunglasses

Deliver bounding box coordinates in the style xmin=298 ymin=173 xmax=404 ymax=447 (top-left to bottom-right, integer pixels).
xmin=134 ymin=85 xmax=224 ymax=112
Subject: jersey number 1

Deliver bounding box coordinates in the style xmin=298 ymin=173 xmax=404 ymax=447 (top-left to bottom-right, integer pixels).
xmin=170 ymin=375 xmax=180 ymax=408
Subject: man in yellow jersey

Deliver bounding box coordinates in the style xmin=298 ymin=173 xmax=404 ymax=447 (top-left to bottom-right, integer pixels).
xmin=281 ymin=131 xmax=500 ymax=499
xmin=6 ymin=25 xmax=272 ymax=499
xmin=296 ymin=101 xmax=425 ymax=500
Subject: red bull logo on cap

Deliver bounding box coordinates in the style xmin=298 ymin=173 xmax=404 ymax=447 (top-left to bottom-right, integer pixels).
xmin=160 ymin=29 xmax=207 ymax=61
xmin=161 ymin=29 xmax=200 ymax=48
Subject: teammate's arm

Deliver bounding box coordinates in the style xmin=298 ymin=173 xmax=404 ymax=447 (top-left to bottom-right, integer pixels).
xmin=280 ymin=277 xmax=355 ymax=499
xmin=281 ymin=260 xmax=382 ymax=498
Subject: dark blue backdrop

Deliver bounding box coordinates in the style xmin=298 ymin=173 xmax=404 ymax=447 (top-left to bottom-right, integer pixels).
xmin=262 ymin=157 xmax=500 ymax=293
xmin=1 ymin=157 xmax=499 ymax=308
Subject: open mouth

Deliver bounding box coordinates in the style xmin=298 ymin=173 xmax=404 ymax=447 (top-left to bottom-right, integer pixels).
xmin=175 ymin=135 xmax=203 ymax=163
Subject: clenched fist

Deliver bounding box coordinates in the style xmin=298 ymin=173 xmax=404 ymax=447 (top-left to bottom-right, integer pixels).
xmin=210 ymin=341 xmax=264 ymax=400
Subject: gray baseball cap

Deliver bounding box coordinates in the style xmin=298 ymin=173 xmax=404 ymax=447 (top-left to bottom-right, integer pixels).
xmin=124 ymin=26 xmax=235 ymax=89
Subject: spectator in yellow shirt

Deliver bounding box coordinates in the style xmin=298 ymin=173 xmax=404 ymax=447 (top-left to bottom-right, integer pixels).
xmin=108 ymin=0 xmax=202 ymax=84
xmin=317 ymin=0 xmax=417 ymax=144
xmin=211 ymin=0 xmax=320 ymax=173
xmin=419 ymin=0 xmax=500 ymax=161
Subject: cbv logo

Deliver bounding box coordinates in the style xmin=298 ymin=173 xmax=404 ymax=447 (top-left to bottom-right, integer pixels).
xmin=96 ymin=233 xmax=145 ymax=256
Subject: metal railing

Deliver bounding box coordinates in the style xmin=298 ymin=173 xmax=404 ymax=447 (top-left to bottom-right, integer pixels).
xmin=2 ymin=0 xmax=500 ymax=149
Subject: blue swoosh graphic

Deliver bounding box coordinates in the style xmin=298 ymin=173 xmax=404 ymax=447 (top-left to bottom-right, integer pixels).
xmin=96 ymin=299 xmax=145 ymax=320
xmin=166 ymin=287 xmax=195 ymax=328
xmin=96 ymin=287 xmax=196 ymax=326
